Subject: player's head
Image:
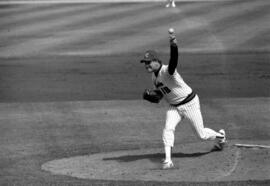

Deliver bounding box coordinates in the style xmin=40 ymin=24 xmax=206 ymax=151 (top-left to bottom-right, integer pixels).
xmin=140 ymin=50 xmax=162 ymax=73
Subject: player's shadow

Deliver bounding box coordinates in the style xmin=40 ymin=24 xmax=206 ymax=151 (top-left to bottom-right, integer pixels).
xmin=103 ymin=148 xmax=219 ymax=163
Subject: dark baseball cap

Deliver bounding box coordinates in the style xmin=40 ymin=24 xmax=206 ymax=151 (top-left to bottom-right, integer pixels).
xmin=140 ymin=50 xmax=159 ymax=63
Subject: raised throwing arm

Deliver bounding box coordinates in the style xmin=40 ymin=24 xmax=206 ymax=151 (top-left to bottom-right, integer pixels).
xmin=168 ymin=28 xmax=178 ymax=75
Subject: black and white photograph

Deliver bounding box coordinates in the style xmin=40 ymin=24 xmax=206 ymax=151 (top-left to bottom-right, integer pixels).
xmin=0 ymin=0 xmax=269 ymax=185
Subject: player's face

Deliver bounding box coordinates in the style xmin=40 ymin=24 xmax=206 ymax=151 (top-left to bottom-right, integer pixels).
xmin=145 ymin=61 xmax=161 ymax=73
xmin=144 ymin=60 xmax=157 ymax=73
xmin=144 ymin=61 xmax=152 ymax=72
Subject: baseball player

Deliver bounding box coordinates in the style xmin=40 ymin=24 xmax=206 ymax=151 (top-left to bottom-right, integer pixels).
xmin=166 ymin=0 xmax=176 ymax=8
xmin=141 ymin=28 xmax=226 ymax=169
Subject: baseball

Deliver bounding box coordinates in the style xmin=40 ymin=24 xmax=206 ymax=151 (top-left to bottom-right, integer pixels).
xmin=168 ymin=28 xmax=174 ymax=34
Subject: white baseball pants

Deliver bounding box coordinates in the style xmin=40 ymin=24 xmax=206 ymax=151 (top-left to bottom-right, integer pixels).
xmin=162 ymin=95 xmax=222 ymax=147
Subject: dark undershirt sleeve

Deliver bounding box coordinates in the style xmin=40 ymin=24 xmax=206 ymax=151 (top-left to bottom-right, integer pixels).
xmin=168 ymin=43 xmax=178 ymax=75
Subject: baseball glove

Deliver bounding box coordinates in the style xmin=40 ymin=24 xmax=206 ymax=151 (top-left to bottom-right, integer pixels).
xmin=143 ymin=89 xmax=163 ymax=103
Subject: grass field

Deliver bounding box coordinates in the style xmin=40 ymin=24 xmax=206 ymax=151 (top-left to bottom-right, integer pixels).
xmin=0 ymin=0 xmax=269 ymax=185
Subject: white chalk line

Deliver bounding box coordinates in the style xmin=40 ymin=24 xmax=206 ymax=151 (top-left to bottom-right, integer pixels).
xmin=234 ymin=143 xmax=270 ymax=149
xmin=223 ymin=149 xmax=241 ymax=178
xmin=219 ymin=121 xmax=240 ymax=178
xmin=214 ymin=148 xmax=241 ymax=180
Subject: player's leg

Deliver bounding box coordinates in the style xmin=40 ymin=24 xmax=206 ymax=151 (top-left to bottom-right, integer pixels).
xmin=162 ymin=106 xmax=181 ymax=168
xmin=184 ymin=95 xmax=225 ymax=141
xmin=166 ymin=0 xmax=172 ymax=8
xmin=172 ymin=0 xmax=176 ymax=7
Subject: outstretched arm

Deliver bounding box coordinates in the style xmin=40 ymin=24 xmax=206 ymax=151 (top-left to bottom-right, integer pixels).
xmin=168 ymin=28 xmax=178 ymax=75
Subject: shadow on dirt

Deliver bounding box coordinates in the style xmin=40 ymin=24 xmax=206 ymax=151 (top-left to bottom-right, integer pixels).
xmin=103 ymin=148 xmax=219 ymax=163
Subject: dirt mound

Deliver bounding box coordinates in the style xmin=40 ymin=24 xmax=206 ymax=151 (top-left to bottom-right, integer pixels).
xmin=42 ymin=141 xmax=270 ymax=182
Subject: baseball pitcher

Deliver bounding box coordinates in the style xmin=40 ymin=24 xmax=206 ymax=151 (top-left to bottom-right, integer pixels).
xmin=141 ymin=28 xmax=226 ymax=169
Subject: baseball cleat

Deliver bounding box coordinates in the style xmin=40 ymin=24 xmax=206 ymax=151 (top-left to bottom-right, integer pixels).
xmin=214 ymin=141 xmax=225 ymax=151
xmin=218 ymin=129 xmax=226 ymax=143
xmin=172 ymin=2 xmax=176 ymax=7
xmin=166 ymin=3 xmax=170 ymax=8
xmin=162 ymin=160 xmax=174 ymax=169
xmin=214 ymin=129 xmax=226 ymax=150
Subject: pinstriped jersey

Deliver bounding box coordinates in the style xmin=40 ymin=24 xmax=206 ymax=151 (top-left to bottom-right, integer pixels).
xmin=152 ymin=65 xmax=192 ymax=105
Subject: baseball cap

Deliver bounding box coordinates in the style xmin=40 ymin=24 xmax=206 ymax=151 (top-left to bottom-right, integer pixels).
xmin=140 ymin=50 xmax=159 ymax=63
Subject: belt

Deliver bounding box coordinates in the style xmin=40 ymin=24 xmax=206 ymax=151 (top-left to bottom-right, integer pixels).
xmin=171 ymin=91 xmax=196 ymax=107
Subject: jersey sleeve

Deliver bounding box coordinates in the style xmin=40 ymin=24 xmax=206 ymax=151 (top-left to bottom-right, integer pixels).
xmin=168 ymin=43 xmax=178 ymax=75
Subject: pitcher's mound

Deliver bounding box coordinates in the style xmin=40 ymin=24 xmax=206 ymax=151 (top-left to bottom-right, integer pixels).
xmin=42 ymin=142 xmax=243 ymax=182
